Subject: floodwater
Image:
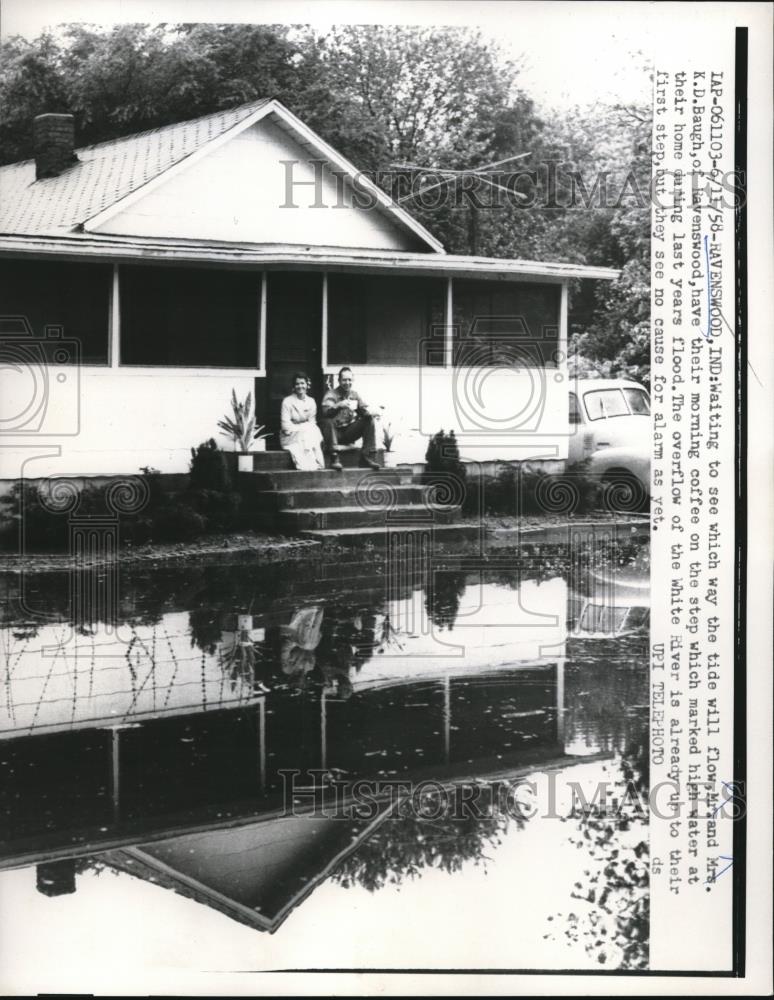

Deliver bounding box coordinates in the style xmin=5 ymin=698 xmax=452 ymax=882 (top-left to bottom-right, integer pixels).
xmin=0 ymin=528 xmax=649 ymax=987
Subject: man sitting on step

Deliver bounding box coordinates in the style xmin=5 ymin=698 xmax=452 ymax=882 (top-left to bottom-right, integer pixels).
xmin=319 ymin=366 xmax=380 ymax=471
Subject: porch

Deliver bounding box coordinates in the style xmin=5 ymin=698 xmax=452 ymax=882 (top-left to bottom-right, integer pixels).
xmin=0 ymin=246 xmax=616 ymax=481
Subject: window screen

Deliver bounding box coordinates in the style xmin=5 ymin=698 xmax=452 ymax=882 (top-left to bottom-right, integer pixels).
xmin=0 ymin=259 xmax=111 ymax=364
xmin=452 ymin=280 xmax=560 ymax=367
xmin=120 ymin=265 xmax=259 ymax=368
xmin=328 ymin=274 xmax=444 ymax=366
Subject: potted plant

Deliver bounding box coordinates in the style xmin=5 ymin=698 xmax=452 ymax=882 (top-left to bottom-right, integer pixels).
xmin=381 ymin=413 xmax=398 ymax=468
xmin=217 ymin=390 xmax=271 ymax=472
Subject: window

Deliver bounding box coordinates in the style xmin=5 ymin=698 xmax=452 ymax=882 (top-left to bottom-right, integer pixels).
xmin=624 ymin=387 xmax=650 ymax=414
xmin=120 ymin=265 xmax=259 ymax=368
xmin=569 ymin=392 xmax=582 ymax=425
xmin=583 ymin=388 xmax=629 ymax=421
xmin=452 ymin=280 xmax=560 ymax=368
xmin=328 ymin=274 xmax=444 ymax=366
xmin=0 ymin=259 xmax=111 ymax=364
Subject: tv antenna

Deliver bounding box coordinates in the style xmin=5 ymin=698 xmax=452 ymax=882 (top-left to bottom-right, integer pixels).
xmin=390 ymin=151 xmax=532 ymax=255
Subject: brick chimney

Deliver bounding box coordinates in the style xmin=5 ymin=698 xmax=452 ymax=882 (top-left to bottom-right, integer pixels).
xmin=33 ymin=113 xmax=78 ymax=179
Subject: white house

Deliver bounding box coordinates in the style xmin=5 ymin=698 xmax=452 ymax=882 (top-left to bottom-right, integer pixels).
xmin=0 ymin=99 xmax=618 ymax=480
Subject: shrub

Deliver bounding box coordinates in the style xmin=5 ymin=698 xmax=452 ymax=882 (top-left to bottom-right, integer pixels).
xmin=473 ymin=462 xmax=600 ymax=518
xmin=0 ymin=482 xmax=69 ymax=551
xmin=190 ymin=439 xmax=232 ymax=493
xmin=185 ymin=440 xmax=243 ymax=533
xmin=425 ymin=429 xmax=464 ymax=476
xmin=138 ymin=465 xmax=165 ymax=512
xmin=151 ymin=501 xmax=207 ymax=543
xmin=187 ymin=487 xmax=242 ymax=533
xmin=424 ymin=430 xmax=468 ymax=513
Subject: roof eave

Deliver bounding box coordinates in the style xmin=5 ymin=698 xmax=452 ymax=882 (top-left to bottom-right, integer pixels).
xmin=0 ymin=234 xmax=620 ymax=282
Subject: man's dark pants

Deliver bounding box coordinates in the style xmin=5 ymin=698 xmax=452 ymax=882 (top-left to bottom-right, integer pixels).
xmin=320 ymin=415 xmax=378 ymax=456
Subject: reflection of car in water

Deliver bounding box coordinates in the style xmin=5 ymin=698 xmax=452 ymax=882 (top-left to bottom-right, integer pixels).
xmin=568 ymin=378 xmax=651 ymax=510
xmin=568 ymin=562 xmax=650 ymax=639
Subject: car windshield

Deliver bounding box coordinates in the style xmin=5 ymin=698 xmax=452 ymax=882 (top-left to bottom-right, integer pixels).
xmin=624 ymin=387 xmax=651 ymax=414
xmin=582 ymin=386 xmax=650 ymax=420
xmin=583 ymin=388 xmax=629 ymax=421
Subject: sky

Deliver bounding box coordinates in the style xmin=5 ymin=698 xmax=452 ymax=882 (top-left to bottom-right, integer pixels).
xmin=0 ymin=0 xmax=659 ymax=112
xmin=0 ymin=760 xmax=628 ymax=993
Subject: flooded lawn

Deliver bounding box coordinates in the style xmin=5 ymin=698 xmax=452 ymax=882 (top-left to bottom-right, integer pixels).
xmin=0 ymin=529 xmax=649 ymax=983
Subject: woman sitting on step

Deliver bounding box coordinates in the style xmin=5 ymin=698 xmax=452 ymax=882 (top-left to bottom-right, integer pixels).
xmin=280 ymin=372 xmax=325 ymax=471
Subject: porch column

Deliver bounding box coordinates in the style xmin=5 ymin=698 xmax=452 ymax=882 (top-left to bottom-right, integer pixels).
xmin=257 ymin=696 xmax=266 ymax=792
xmin=321 ymin=271 xmax=329 ymax=371
xmin=442 ymin=674 xmax=451 ymax=764
xmin=556 ymin=658 xmax=565 ymax=746
xmin=259 ymin=272 xmax=267 ymax=372
xmin=320 ymin=690 xmax=327 ymax=771
xmin=559 ymin=281 xmax=569 ymax=366
xmin=444 ymin=276 xmax=454 ymax=367
xmin=109 ymin=263 xmax=120 ymax=368
xmin=109 ymin=726 xmax=121 ymax=822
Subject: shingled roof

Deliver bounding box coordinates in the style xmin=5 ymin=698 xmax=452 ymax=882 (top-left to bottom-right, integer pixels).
xmin=0 ymin=99 xmax=272 ymax=236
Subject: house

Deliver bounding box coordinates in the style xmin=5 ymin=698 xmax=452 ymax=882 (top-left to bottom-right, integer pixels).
xmin=0 ymin=99 xmax=618 ymax=481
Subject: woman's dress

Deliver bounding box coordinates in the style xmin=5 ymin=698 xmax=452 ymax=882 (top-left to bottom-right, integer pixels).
xmin=280 ymin=395 xmax=325 ymax=470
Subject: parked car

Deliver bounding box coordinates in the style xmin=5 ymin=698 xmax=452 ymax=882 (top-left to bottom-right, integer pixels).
xmin=568 ymin=378 xmax=650 ymax=511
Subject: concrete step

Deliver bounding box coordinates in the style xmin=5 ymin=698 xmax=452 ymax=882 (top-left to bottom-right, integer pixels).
xmin=299 ymin=523 xmax=480 ymax=547
xmin=248 ymin=448 xmax=386 ymax=472
xmin=245 ymin=467 xmax=410 ymax=491
xmin=279 ymin=504 xmax=462 ymax=532
xmin=250 ymin=450 xmax=294 ymax=471
xmin=253 ymin=484 xmax=430 ymax=511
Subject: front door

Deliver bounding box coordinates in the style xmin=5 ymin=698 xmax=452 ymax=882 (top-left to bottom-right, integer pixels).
xmin=262 ymin=272 xmax=323 ymax=442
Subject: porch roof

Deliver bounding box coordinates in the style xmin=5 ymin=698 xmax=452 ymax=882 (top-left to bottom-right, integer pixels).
xmin=0 ymin=233 xmax=619 ymax=282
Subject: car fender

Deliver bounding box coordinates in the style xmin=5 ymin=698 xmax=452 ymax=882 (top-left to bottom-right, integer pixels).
xmin=587 ymin=447 xmax=650 ymax=492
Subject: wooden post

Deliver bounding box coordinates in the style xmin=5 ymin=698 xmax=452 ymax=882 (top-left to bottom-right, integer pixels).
xmin=259 ymin=272 xmax=267 ymax=372
xmin=443 ymin=674 xmax=451 ymax=764
xmin=556 ymin=658 xmax=565 ymax=745
xmin=321 ymin=271 xmax=329 ymax=373
xmin=320 ymin=690 xmax=327 ymax=771
xmin=258 ymin=697 xmax=266 ymax=792
xmin=109 ymin=263 xmax=120 ymax=368
xmin=559 ymin=281 xmax=569 ymax=365
xmin=444 ymin=276 xmax=454 ymax=368
xmin=110 ymin=726 xmax=121 ymax=822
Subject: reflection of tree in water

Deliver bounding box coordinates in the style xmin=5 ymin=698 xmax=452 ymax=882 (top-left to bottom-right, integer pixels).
xmin=424 ymin=571 xmax=466 ymax=632
xmin=548 ymin=741 xmax=649 ymax=970
xmin=188 ymin=606 xmax=221 ymax=656
xmin=332 ymin=784 xmax=526 ymax=893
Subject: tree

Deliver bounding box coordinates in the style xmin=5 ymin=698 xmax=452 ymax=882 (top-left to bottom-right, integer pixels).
xmin=0 ymin=24 xmax=650 ymax=379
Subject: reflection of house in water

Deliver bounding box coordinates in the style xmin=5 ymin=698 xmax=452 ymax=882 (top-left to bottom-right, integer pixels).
xmin=0 ymin=612 xmax=261 ymax=738
xmin=0 ymin=560 xmax=632 ymax=933
xmin=104 ymin=809 xmax=394 ymax=933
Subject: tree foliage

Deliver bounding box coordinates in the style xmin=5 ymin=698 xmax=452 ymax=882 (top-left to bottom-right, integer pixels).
xmin=0 ymin=23 xmax=650 ymax=380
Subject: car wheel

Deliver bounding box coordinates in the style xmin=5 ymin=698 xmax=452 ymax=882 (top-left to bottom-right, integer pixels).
xmin=600 ymin=470 xmax=648 ymax=513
